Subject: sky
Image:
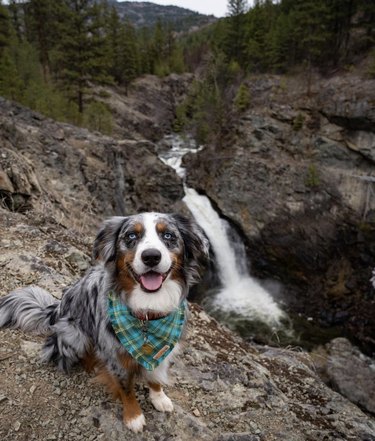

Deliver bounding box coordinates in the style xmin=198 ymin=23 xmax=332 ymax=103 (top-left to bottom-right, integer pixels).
xmin=124 ymin=0 xmax=235 ymax=18
xmin=2 ymin=1 xmax=253 ymax=18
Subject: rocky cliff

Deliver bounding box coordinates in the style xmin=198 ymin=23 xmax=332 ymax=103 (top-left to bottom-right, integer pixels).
xmin=0 ymin=95 xmax=184 ymax=234
xmin=185 ymin=69 xmax=375 ymax=355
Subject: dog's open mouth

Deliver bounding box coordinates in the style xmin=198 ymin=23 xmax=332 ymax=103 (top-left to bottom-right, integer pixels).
xmin=140 ymin=271 xmax=166 ymax=292
xmin=129 ymin=268 xmax=169 ymax=293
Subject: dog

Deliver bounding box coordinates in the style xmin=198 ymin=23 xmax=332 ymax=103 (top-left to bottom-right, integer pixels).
xmin=0 ymin=213 xmax=209 ymax=433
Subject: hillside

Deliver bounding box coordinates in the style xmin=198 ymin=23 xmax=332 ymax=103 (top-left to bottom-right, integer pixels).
xmin=108 ymin=0 xmax=216 ymax=30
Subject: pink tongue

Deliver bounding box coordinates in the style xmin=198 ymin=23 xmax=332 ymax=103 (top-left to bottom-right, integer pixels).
xmin=140 ymin=272 xmax=163 ymax=291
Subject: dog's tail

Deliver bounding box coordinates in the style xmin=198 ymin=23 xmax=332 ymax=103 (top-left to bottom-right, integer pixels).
xmin=0 ymin=286 xmax=59 ymax=334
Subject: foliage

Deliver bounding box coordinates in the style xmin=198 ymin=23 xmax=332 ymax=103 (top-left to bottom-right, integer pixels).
xmin=368 ymin=49 xmax=375 ymax=78
xmin=175 ymin=53 xmax=242 ymax=144
xmin=234 ymin=82 xmax=251 ymax=112
xmin=183 ymin=0 xmax=375 ymax=75
xmin=0 ymin=1 xmax=10 ymax=54
xmin=0 ymin=0 xmax=374 ymax=138
xmin=293 ymin=113 xmax=305 ymax=131
xmin=83 ymin=101 xmax=113 ymax=135
xmin=305 ymin=164 xmax=320 ymax=188
xmin=0 ymin=0 xmax=188 ymax=129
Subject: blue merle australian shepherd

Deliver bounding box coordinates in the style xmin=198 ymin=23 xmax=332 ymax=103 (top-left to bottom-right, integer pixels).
xmin=0 ymin=213 xmax=209 ymax=433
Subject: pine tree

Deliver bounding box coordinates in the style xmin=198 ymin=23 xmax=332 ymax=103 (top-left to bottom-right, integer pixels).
xmin=8 ymin=0 xmax=24 ymax=41
xmin=0 ymin=1 xmax=10 ymax=54
xmin=106 ymin=6 xmax=122 ymax=83
xmin=118 ymin=20 xmax=139 ymax=92
xmin=89 ymin=1 xmax=112 ymax=85
xmin=227 ymin=0 xmax=248 ymax=17
xmin=244 ymin=0 xmax=276 ymax=71
xmin=225 ymin=0 xmax=248 ymax=66
xmin=359 ymin=0 xmax=375 ymax=47
xmin=152 ymin=20 xmax=167 ymax=75
xmin=54 ymin=0 xmax=112 ymax=113
xmin=0 ymin=2 xmax=23 ymax=100
xmin=24 ymin=0 xmax=56 ymax=81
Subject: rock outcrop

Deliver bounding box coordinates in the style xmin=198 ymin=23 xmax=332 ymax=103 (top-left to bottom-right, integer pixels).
xmin=184 ymin=71 xmax=375 ymax=354
xmin=100 ymin=73 xmax=194 ymax=141
xmin=0 ymin=97 xmax=184 ymax=233
xmin=0 ymin=209 xmax=374 ymax=441
xmin=313 ymin=337 xmax=375 ymax=415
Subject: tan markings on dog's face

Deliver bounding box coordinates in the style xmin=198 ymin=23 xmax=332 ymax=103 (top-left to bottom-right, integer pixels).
xmin=133 ymin=222 xmax=144 ymax=235
xmin=116 ymin=251 xmax=137 ymax=293
xmin=156 ymin=222 xmax=168 ymax=234
xmin=169 ymin=252 xmax=185 ymax=285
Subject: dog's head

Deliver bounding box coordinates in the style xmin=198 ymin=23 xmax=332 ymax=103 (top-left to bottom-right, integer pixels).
xmin=93 ymin=213 xmax=209 ymax=314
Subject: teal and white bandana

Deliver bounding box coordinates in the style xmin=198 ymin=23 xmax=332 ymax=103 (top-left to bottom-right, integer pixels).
xmin=108 ymin=291 xmax=187 ymax=371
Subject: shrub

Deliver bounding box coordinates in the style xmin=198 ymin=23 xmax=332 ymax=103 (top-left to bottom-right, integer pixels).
xmin=83 ymin=101 xmax=113 ymax=135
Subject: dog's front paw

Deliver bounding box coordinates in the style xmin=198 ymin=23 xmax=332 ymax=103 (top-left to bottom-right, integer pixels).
xmin=149 ymin=389 xmax=174 ymax=413
xmin=125 ymin=414 xmax=146 ymax=433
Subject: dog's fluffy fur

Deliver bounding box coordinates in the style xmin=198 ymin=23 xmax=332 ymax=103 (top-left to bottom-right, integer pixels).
xmin=0 ymin=213 xmax=209 ymax=432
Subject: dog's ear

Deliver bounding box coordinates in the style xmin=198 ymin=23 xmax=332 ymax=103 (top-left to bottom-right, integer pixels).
xmin=93 ymin=217 xmax=128 ymax=264
xmin=172 ymin=214 xmax=210 ymax=263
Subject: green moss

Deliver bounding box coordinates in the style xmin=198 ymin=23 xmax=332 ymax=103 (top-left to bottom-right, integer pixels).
xmin=305 ymin=164 xmax=320 ymax=188
xmin=292 ymin=113 xmax=305 ymax=131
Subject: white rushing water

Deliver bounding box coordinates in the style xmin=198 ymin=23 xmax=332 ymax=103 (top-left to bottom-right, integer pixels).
xmin=159 ymin=134 xmax=203 ymax=179
xmin=159 ymin=134 xmax=285 ymax=327
xmin=183 ymin=188 xmax=284 ymax=325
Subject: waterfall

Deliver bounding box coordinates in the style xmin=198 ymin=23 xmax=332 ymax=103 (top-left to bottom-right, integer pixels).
xmin=183 ymin=188 xmax=284 ymax=325
xmin=159 ymin=134 xmax=285 ymax=327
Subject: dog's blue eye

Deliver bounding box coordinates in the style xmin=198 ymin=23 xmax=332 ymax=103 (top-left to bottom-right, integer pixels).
xmin=128 ymin=233 xmax=137 ymax=240
xmin=163 ymin=232 xmax=172 ymax=240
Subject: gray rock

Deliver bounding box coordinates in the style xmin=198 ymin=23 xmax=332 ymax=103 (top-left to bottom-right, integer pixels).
xmin=324 ymin=338 xmax=375 ymax=414
xmin=216 ymin=434 xmax=260 ymax=441
xmin=0 ymin=96 xmax=184 ymax=233
xmin=65 ymin=249 xmax=90 ymax=272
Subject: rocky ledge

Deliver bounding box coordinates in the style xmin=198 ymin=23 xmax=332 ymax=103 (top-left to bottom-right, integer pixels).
xmin=1 ymin=209 xmax=375 ymax=441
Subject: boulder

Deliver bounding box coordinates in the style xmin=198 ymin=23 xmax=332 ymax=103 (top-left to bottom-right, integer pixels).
xmin=313 ymin=338 xmax=375 ymax=415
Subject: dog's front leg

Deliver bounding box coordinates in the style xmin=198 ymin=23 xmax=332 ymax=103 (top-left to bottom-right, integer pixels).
xmin=148 ymin=382 xmax=174 ymax=413
xmin=95 ymin=364 xmax=145 ymax=433
xmin=121 ymin=371 xmax=146 ymax=433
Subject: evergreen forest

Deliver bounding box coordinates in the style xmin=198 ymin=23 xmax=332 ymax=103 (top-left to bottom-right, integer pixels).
xmin=0 ymin=0 xmax=374 ymax=135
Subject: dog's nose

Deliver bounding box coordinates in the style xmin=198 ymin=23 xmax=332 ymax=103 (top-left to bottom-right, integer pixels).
xmin=141 ymin=249 xmax=162 ymax=267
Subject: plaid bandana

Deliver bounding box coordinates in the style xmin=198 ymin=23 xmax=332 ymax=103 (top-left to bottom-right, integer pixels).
xmin=108 ymin=291 xmax=187 ymax=371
